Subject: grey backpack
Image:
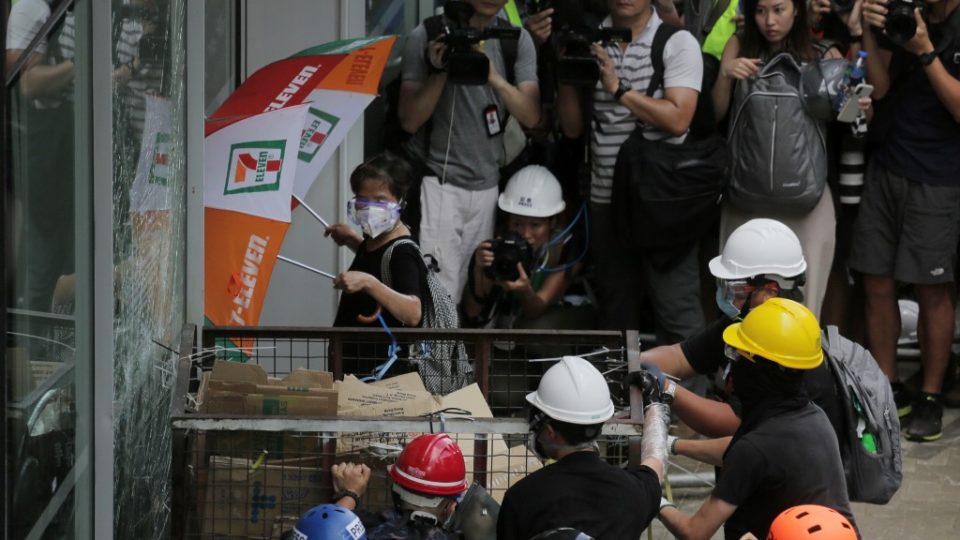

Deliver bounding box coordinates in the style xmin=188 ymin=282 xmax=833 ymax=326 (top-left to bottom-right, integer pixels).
xmin=382 ymin=239 xmax=473 ymax=395
xmin=727 ymin=52 xmax=827 ymax=214
xmin=823 ymin=326 xmax=902 ymax=504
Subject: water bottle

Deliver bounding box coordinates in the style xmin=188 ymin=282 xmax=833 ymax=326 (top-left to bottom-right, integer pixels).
xmin=834 ymin=51 xmax=868 ymax=113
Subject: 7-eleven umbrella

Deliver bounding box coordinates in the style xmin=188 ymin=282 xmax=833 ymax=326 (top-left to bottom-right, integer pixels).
xmin=209 ymin=36 xmax=396 ymax=201
xmin=204 ymin=37 xmax=396 ymax=333
xmin=204 ymin=104 xmax=311 ymax=328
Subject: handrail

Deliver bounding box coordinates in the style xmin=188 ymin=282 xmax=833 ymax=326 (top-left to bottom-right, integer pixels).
xmin=5 ymin=0 xmax=74 ymax=88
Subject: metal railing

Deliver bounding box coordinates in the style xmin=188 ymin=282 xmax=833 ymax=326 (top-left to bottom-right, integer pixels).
xmin=171 ymin=326 xmax=644 ymax=539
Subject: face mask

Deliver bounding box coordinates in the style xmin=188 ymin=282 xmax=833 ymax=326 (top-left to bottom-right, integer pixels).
xmin=716 ymin=286 xmax=743 ymax=319
xmin=348 ymin=198 xmax=401 ymax=238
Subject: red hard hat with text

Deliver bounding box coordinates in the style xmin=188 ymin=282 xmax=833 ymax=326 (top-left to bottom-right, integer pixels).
xmin=388 ymin=433 xmax=468 ymax=496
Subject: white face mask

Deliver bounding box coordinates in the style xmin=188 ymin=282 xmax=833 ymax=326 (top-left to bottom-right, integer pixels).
xmin=348 ymin=198 xmax=401 ymax=238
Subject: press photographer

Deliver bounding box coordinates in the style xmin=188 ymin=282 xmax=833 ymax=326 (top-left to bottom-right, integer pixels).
xmin=462 ymin=165 xmax=592 ymax=333
xmin=398 ymin=0 xmax=540 ymax=304
xmin=849 ymin=0 xmax=960 ymax=441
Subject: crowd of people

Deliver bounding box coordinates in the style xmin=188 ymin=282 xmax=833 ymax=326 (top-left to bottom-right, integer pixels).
xmin=322 ymin=0 xmax=959 ymax=536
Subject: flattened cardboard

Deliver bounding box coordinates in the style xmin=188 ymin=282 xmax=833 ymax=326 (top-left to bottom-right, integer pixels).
xmin=201 ymin=361 xmax=337 ymax=417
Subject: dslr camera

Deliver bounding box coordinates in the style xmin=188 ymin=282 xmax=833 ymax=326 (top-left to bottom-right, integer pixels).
xmin=436 ymin=1 xmax=521 ymax=85
xmin=874 ymin=0 xmax=922 ymax=45
xmin=484 ymin=233 xmax=535 ymax=282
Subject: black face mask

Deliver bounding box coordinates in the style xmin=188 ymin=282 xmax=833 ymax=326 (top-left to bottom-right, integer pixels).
xmin=731 ymin=354 xmax=805 ymax=412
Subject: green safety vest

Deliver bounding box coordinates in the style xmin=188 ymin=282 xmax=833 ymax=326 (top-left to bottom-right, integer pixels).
xmin=504 ymin=0 xmax=523 ymax=27
xmin=703 ymin=0 xmax=739 ymax=60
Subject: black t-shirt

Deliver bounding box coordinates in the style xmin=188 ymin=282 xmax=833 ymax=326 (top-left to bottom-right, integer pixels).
xmin=333 ymin=236 xmax=426 ymax=376
xmin=877 ymin=14 xmax=960 ymax=185
xmin=714 ymin=404 xmax=856 ymax=539
xmin=333 ymin=236 xmax=425 ymax=328
xmin=679 ymin=316 xmax=847 ymax=445
xmin=496 ymin=451 xmax=661 ymax=540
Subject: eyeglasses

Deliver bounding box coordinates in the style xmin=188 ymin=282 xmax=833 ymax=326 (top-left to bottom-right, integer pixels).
xmin=724 ymin=344 xmax=756 ymax=364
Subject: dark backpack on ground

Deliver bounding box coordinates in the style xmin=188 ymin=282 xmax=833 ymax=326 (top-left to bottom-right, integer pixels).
xmin=823 ymin=325 xmax=903 ymax=504
xmin=381 ymin=239 xmax=472 ymax=394
xmin=611 ymin=23 xmax=728 ymax=254
xmin=727 ymin=52 xmax=827 ymax=214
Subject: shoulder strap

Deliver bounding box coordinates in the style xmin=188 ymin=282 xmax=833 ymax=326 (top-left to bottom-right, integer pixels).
xmin=647 ymin=24 xmax=681 ymax=97
xmin=493 ymin=16 xmax=519 ymax=85
xmin=812 ymin=39 xmax=840 ymax=59
xmin=826 ymin=325 xmax=844 ymax=363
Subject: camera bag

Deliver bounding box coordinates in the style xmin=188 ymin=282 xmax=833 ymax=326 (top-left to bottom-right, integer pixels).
xmin=611 ymin=23 xmax=728 ymax=252
xmin=381 ymin=239 xmax=473 ymax=394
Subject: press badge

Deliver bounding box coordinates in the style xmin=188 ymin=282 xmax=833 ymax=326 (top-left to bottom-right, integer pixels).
xmin=484 ymin=104 xmax=502 ymax=137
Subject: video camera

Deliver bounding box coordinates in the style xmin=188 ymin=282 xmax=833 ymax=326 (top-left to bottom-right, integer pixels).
xmin=556 ymin=26 xmax=632 ymax=86
xmin=525 ymin=0 xmax=631 ymax=86
xmin=484 ymin=233 xmax=535 ymax=282
xmin=436 ymin=1 xmax=521 ymax=85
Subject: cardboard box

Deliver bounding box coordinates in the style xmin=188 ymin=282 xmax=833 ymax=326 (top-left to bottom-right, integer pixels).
xmin=202 ymin=456 xmax=328 ymax=539
xmin=200 ymin=361 xmax=337 ymax=417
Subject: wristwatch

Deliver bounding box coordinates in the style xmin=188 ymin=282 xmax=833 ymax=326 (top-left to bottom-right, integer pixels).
xmin=613 ymin=79 xmax=631 ymax=102
xmin=919 ymin=50 xmax=938 ymax=67
xmin=333 ymin=489 xmax=361 ymax=507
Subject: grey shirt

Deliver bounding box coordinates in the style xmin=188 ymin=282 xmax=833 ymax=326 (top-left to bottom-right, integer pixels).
xmin=401 ymin=23 xmax=538 ymax=191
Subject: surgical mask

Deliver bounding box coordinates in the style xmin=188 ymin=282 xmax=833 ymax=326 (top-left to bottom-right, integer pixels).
xmin=715 ymin=279 xmax=759 ymax=320
xmin=347 ymin=197 xmax=401 ymax=238
xmin=715 ymin=287 xmax=742 ymax=319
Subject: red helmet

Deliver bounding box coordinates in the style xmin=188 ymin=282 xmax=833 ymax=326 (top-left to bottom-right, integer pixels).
xmin=767 ymin=505 xmax=857 ymax=540
xmin=388 ymin=433 xmax=468 ymax=497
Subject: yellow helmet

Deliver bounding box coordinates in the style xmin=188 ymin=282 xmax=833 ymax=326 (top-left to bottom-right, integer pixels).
xmin=722 ymin=298 xmax=823 ymax=370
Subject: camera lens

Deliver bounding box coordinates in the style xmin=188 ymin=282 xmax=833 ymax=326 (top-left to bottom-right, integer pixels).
xmin=884 ymin=1 xmax=918 ymax=44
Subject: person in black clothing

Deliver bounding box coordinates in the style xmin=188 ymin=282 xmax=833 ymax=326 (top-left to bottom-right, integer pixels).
xmin=641 ymin=218 xmax=847 ymax=447
xmin=496 ymin=355 xmax=670 ymax=540
xmin=659 ymin=298 xmax=856 ymax=540
xmin=328 ymin=153 xmax=426 ymax=377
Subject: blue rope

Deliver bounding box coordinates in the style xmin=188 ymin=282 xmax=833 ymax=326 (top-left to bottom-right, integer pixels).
xmin=537 ymin=202 xmax=590 ymax=274
xmin=360 ymin=312 xmax=401 ymax=382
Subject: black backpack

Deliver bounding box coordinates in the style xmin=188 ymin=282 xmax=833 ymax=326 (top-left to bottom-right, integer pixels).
xmin=611 ymin=23 xmax=728 ymax=254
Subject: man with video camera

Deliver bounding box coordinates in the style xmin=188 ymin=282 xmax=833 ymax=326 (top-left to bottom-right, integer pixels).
xmin=850 ymin=0 xmax=960 ymax=442
xmin=398 ymin=0 xmax=541 ymax=304
xmin=556 ymin=0 xmax=705 ymax=342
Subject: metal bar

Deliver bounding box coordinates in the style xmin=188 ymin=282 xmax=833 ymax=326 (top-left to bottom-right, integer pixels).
xmin=331 ymin=334 xmax=344 ymax=380
xmin=1 ymin=0 xmax=9 ymax=530
xmin=203 ymin=326 xmax=623 ymax=341
xmin=476 ymin=335 xmax=491 ymax=398
xmin=473 ymin=434 xmax=489 ymax=489
xmin=292 ymin=194 xmax=330 ymax=228
xmin=277 ymin=255 xmax=336 ymax=280
xmin=172 ymin=416 xmax=638 ymax=435
xmin=170 ymin=323 xmax=197 ymax=417
xmin=625 ymin=330 xmax=644 ymax=467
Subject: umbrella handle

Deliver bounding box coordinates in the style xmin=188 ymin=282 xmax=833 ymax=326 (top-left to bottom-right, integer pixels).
xmin=356 ymin=304 xmax=382 ymax=325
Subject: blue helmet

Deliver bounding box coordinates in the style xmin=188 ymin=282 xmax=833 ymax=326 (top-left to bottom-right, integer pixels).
xmin=292 ymin=504 xmax=366 ymax=540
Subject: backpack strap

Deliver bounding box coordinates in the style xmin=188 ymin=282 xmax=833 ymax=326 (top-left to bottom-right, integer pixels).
xmin=492 ymin=16 xmax=519 ymax=85
xmin=826 ymin=325 xmax=844 ymax=366
xmin=646 ymin=23 xmax=681 ymax=97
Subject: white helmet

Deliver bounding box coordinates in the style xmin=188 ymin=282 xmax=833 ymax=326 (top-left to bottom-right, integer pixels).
xmin=526 ymin=356 xmax=614 ymax=425
xmin=898 ymin=299 xmax=919 ymax=345
xmin=709 ymin=218 xmax=807 ymax=282
xmin=498 ymin=165 xmax=566 ymax=218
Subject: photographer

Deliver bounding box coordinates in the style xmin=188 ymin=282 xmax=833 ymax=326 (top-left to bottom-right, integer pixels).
xmin=556 ymin=0 xmax=705 ymax=342
xmin=398 ymin=0 xmax=540 ymax=305
xmin=849 ymin=0 xmax=960 ymax=442
xmin=462 ymin=165 xmax=591 ymax=332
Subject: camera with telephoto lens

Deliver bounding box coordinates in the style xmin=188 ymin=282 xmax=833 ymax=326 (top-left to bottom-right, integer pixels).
xmin=556 ymin=25 xmax=633 ymax=86
xmin=874 ymin=0 xmax=921 ymax=45
xmin=484 ymin=233 xmax=535 ymax=282
xmin=436 ymin=1 xmax=521 ymax=85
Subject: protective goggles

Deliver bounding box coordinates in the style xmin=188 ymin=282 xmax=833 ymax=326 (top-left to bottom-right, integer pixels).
xmin=716 ymin=278 xmax=781 ymax=305
xmin=346 ymin=197 xmax=402 ymax=216
xmin=723 ymin=344 xmax=757 ymax=364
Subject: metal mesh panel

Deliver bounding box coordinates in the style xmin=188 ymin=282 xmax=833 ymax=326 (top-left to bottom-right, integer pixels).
xmin=172 ymin=327 xmax=640 ymax=539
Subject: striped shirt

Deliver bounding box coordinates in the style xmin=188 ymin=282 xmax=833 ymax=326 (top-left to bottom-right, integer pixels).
xmin=590 ymin=10 xmax=702 ymax=205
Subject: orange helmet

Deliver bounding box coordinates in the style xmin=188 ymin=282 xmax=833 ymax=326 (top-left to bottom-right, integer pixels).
xmin=388 ymin=433 xmax=468 ymax=497
xmin=767 ymin=505 xmax=857 ymax=540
